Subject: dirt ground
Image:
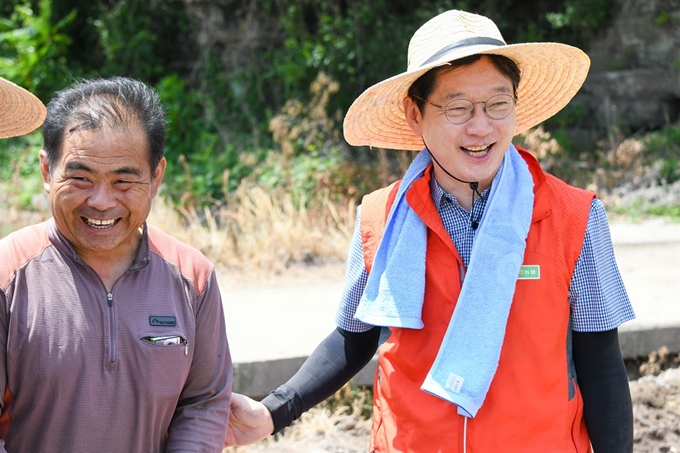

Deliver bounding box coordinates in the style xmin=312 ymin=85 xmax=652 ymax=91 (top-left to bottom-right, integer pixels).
xmin=226 ymin=351 xmax=680 ymax=453
xmin=629 ymin=349 xmax=680 ymax=452
xmin=632 ymin=367 xmax=680 ymax=453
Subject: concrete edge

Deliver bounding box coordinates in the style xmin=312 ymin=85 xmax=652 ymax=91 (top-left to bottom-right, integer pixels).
xmin=618 ymin=326 xmax=680 ymax=359
xmin=232 ymin=357 xmax=379 ymax=400
xmin=233 ymin=327 xmax=680 ymax=399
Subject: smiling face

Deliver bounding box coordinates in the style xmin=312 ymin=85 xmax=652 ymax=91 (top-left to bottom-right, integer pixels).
xmin=40 ymin=120 xmax=165 ymax=265
xmin=404 ymin=56 xmax=516 ymax=201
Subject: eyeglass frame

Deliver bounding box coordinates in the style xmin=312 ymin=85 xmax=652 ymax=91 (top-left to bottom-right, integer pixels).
xmin=410 ymin=93 xmax=518 ymax=125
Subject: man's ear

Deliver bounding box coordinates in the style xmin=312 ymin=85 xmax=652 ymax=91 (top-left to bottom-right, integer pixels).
xmin=403 ymin=96 xmax=424 ymax=137
xmin=39 ymin=150 xmax=51 ymax=193
xmin=150 ymin=157 xmax=166 ymax=198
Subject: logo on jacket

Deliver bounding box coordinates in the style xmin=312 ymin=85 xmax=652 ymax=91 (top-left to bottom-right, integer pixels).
xmin=518 ymin=265 xmax=540 ymax=280
xmin=149 ymin=316 xmax=177 ymax=326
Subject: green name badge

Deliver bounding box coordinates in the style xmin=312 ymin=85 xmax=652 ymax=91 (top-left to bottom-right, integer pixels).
xmin=518 ymin=265 xmax=540 ymax=280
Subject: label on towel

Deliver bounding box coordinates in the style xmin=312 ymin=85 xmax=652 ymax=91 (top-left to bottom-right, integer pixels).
xmin=518 ymin=265 xmax=540 ymax=279
xmin=445 ymin=373 xmax=465 ymax=393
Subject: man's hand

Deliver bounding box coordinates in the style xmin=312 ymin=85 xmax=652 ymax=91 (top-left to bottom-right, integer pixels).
xmin=224 ymin=393 xmax=275 ymax=446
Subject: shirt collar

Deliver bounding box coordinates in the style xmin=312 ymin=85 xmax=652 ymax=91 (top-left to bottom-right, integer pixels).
xmin=429 ymin=169 xmax=491 ymax=212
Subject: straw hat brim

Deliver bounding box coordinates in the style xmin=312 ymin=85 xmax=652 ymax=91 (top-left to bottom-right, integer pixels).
xmin=0 ymin=78 xmax=47 ymax=139
xmin=343 ymin=42 xmax=590 ymax=151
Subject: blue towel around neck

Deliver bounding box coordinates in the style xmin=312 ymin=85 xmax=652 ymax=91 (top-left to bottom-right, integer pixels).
xmin=355 ymin=144 xmax=534 ymax=418
xmin=354 ymin=149 xmax=431 ymax=328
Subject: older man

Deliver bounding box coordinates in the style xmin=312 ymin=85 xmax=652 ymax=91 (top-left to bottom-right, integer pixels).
xmin=0 ymin=77 xmax=231 ymax=452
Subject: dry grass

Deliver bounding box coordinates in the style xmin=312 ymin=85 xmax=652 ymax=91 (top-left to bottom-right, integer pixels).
xmin=148 ymin=183 xmax=356 ymax=275
xmin=222 ymin=407 xmax=371 ymax=453
xmin=0 ymin=205 xmax=48 ymax=237
xmin=224 ymin=384 xmax=373 ymax=453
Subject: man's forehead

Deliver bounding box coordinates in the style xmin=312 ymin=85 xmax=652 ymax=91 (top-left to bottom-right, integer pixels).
xmin=64 ymin=116 xmax=147 ymax=143
xmin=58 ymin=124 xmax=152 ymax=175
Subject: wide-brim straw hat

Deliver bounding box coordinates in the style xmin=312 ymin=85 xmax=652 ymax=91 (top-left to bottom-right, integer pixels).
xmin=0 ymin=77 xmax=47 ymax=139
xmin=343 ymin=10 xmax=590 ymax=151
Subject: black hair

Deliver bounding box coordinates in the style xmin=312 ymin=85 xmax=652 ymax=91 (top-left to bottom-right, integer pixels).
xmin=407 ymin=54 xmax=521 ymax=112
xmin=42 ymin=77 xmax=167 ymax=174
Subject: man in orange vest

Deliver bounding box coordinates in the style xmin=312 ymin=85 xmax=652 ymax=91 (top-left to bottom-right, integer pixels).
xmin=0 ymin=76 xmax=46 ymax=138
xmin=226 ymin=9 xmax=634 ymax=452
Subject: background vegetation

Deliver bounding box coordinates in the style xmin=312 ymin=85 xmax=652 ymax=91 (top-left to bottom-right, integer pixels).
xmin=0 ymin=0 xmax=678 ymax=270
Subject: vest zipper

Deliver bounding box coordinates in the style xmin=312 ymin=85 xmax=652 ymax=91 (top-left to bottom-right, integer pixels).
xmin=107 ymin=292 xmax=116 ymax=364
xmin=463 ymin=416 xmax=468 ymax=453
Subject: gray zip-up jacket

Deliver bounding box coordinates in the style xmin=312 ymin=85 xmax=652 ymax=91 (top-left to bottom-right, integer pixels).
xmin=0 ymin=218 xmax=232 ymax=452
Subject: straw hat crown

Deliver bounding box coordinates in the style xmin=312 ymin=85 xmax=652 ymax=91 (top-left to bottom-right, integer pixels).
xmin=0 ymin=77 xmax=47 ymax=139
xmin=407 ymin=11 xmax=506 ymax=71
xmin=343 ymin=9 xmax=591 ymax=151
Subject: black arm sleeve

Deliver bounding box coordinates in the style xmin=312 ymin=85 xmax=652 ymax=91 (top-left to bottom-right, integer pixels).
xmin=572 ymin=328 xmax=633 ymax=452
xmin=261 ymin=326 xmax=381 ymax=434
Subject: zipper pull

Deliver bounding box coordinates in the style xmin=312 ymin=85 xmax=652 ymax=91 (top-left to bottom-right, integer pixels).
xmin=107 ymin=293 xmax=113 ymax=307
xmin=182 ymin=339 xmax=188 ymax=355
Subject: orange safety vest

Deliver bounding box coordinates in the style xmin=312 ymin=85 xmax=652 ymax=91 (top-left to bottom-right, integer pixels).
xmin=360 ymin=148 xmax=595 ymax=453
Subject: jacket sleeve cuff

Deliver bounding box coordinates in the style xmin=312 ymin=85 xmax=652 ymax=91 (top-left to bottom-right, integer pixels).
xmin=261 ymin=384 xmax=307 ymax=434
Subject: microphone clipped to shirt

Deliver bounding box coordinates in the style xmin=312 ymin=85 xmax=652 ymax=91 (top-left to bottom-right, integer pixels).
xmin=426 ymin=146 xmax=483 ymax=230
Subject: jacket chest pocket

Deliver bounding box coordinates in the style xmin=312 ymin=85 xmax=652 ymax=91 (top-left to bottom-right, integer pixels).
xmin=135 ymin=330 xmax=192 ymax=398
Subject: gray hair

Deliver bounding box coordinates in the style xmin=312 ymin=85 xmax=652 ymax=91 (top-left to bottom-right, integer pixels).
xmin=42 ymin=77 xmax=167 ymax=173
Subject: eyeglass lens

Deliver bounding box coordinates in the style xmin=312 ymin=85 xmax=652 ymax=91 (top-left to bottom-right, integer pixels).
xmin=444 ymin=94 xmax=515 ymax=124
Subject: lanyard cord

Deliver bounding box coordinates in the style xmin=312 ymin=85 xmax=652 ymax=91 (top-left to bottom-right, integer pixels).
xmin=425 ymin=146 xmax=483 ymax=229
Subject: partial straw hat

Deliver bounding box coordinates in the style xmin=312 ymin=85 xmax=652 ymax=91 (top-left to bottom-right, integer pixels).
xmin=0 ymin=77 xmax=47 ymax=139
xmin=343 ymin=9 xmax=590 ymax=151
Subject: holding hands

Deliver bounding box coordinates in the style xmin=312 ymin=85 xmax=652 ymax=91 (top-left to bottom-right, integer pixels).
xmin=225 ymin=393 xmax=274 ymax=447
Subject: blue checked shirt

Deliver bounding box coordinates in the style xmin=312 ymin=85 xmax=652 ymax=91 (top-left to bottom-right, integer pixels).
xmin=336 ymin=176 xmax=635 ymax=333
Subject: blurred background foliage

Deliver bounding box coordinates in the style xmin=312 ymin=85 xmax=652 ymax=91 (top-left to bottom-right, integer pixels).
xmin=0 ymin=0 xmax=676 ymax=218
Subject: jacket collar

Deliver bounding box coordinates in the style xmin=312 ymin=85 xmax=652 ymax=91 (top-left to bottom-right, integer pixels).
xmin=47 ymin=218 xmax=151 ymax=270
xmin=515 ymin=146 xmax=551 ymax=223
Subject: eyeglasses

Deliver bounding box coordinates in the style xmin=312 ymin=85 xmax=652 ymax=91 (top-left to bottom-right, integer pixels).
xmin=411 ymin=93 xmax=517 ymax=125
